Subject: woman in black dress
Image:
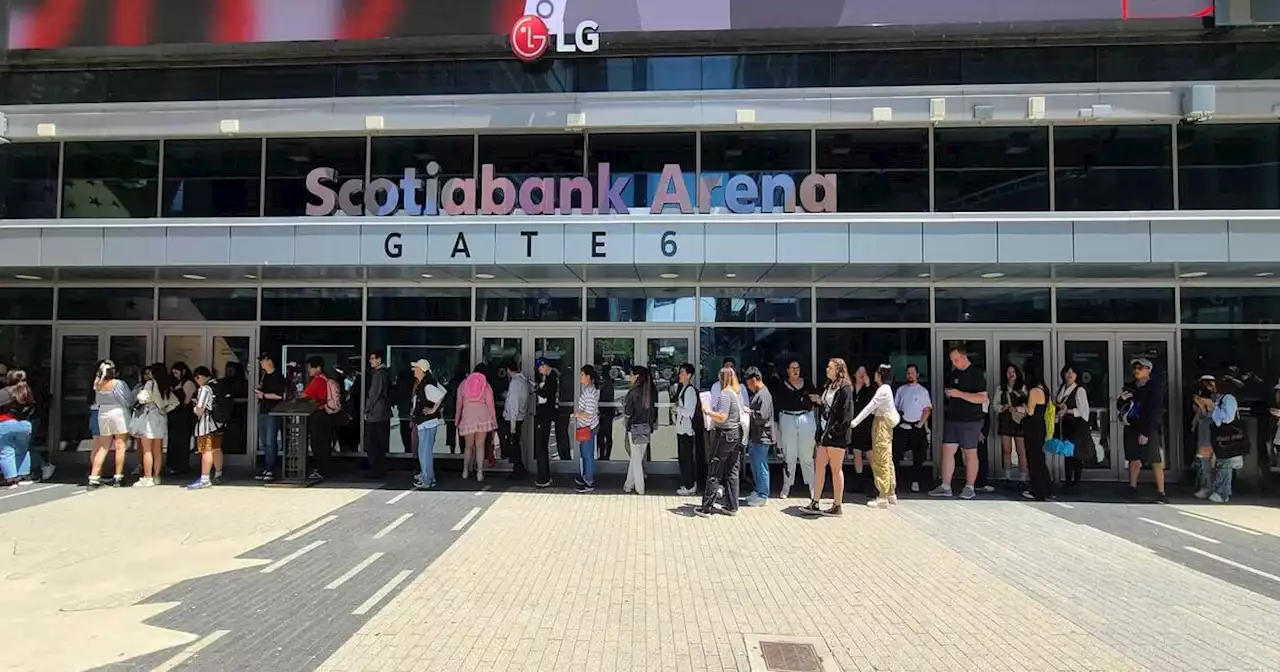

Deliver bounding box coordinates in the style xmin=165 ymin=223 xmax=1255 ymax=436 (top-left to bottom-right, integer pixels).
xmin=996 ymin=363 xmax=1028 ymax=484
xmin=166 ymin=362 xmax=198 ymax=477
xmin=1020 ymin=367 xmax=1053 ymax=502
xmin=849 ymin=366 xmax=875 ymax=491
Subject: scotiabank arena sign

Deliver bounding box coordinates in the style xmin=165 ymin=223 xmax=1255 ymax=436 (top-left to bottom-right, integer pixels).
xmin=305 ymin=163 xmax=837 ymax=216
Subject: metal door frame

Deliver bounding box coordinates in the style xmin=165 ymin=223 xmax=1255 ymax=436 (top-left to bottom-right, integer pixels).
xmin=51 ymin=324 xmax=154 ymax=455
xmin=157 ymin=326 xmax=258 ymax=467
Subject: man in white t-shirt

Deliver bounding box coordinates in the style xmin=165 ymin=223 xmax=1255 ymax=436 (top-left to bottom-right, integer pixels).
xmin=893 ymin=363 xmax=933 ymax=493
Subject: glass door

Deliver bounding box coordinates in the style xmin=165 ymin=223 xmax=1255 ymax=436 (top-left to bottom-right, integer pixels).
xmin=479 ymin=330 xmax=527 ymax=465
xmin=158 ymin=327 xmax=256 ymax=464
xmin=935 ymin=332 xmax=993 ymax=485
xmin=476 ymin=329 xmax=581 ymax=467
xmin=1120 ymin=333 xmax=1178 ymax=481
xmin=533 ymin=331 xmax=580 ymax=463
xmin=643 ymin=331 xmax=692 ymax=462
xmin=54 ymin=327 xmax=152 ymax=453
xmin=588 ymin=332 xmax=636 ymax=463
xmin=996 ymin=333 xmax=1050 ymax=481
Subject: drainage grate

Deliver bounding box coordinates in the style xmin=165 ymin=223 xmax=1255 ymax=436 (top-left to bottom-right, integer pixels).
xmin=758 ymin=641 xmax=823 ymax=672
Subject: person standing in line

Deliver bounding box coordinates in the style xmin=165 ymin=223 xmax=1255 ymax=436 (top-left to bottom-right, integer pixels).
xmin=673 ymin=363 xmax=701 ymax=496
xmin=893 ymin=364 xmax=932 ymax=493
xmin=851 ymin=364 xmax=900 ymax=509
xmin=0 ymin=370 xmax=35 ymax=488
xmin=167 ymin=362 xmax=198 ymax=478
xmin=301 ymin=357 xmax=340 ymax=481
xmin=1019 ymin=367 xmax=1053 ymax=502
xmin=695 ymin=366 xmax=745 ymax=517
xmin=363 ymin=352 xmax=392 ymax=478
xmin=597 ymin=367 xmax=616 ymax=461
xmin=709 ymin=357 xmax=753 ymax=492
xmin=1117 ymin=357 xmax=1167 ymax=503
xmin=254 ymin=354 xmax=286 ymax=483
xmin=803 ymin=358 xmax=855 ymax=517
xmin=849 ymin=366 xmax=875 ymax=494
xmin=410 ymin=360 xmax=443 ymax=490
xmin=931 ymin=344 xmax=988 ymax=500
xmin=186 ymin=367 xmax=224 ymax=490
xmin=1055 ymin=365 xmax=1092 ymax=493
xmin=503 ymin=359 xmax=531 ymax=481
xmin=774 ymin=359 xmax=817 ymax=499
xmin=622 ymin=365 xmax=657 ymax=495
xmin=743 ymin=367 xmax=777 ymax=507
xmin=996 ymin=364 xmax=1029 ymax=485
xmin=1191 ymin=375 xmax=1241 ymax=503
xmin=89 ymin=361 xmax=133 ymax=489
xmin=133 ymin=364 xmax=178 ymax=488
xmin=533 ymin=359 xmax=558 ymax=488
xmin=457 ymin=368 xmax=497 ymax=482
xmin=573 ymin=365 xmax=600 ymax=494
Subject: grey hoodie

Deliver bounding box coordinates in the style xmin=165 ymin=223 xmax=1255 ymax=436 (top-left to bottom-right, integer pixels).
xmin=504 ymin=372 xmax=531 ymax=422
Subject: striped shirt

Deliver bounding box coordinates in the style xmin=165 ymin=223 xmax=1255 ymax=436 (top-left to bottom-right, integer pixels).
xmin=577 ymin=385 xmax=600 ymax=430
xmin=194 ymin=384 xmax=221 ymax=437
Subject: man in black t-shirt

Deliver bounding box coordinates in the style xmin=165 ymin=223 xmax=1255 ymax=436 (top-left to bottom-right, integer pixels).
xmin=930 ymin=344 xmax=988 ymax=500
xmin=255 ymin=354 xmax=286 ymax=482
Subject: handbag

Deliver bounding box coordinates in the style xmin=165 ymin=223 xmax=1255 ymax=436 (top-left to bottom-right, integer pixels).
xmin=1044 ymin=437 xmax=1075 ymax=457
xmin=1212 ymin=423 xmax=1248 ymax=459
xmin=629 ymin=422 xmax=652 ymax=446
xmin=575 ymin=425 xmax=592 ymax=443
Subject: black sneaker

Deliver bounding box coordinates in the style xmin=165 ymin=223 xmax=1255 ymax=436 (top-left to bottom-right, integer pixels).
xmin=576 ymin=483 xmax=594 ymax=493
xmin=800 ymin=501 xmax=822 ymax=516
xmin=573 ymin=476 xmax=586 ymax=488
xmin=693 ymin=506 xmax=712 ymax=518
xmin=822 ymin=505 xmax=843 ymax=517
xmin=1153 ymin=491 xmax=1169 ymax=504
xmin=534 ymin=480 xmax=552 ymax=489
xmin=111 ymin=476 xmax=124 ymax=487
xmin=261 ymin=471 xmax=275 ymax=483
xmin=211 ymin=471 xmax=223 ymax=485
xmin=254 ymin=470 xmax=268 ymax=481
xmin=309 ymin=469 xmax=324 ymax=481
xmin=1127 ymin=485 xmax=1140 ymax=500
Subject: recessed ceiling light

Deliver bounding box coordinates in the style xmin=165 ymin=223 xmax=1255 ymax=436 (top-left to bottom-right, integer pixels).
xmin=1179 ymin=271 xmax=1208 ymax=278
xmin=243 ymin=273 xmax=258 ymax=279
xmin=660 ymin=273 xmax=679 ymax=279
xmin=474 ymin=273 xmax=495 ymax=280
xmin=182 ymin=274 xmax=207 ymax=280
xmin=14 ymin=274 xmax=41 ymax=281
xmin=725 ymin=273 xmax=737 ymax=279
xmin=1255 ymin=272 xmax=1274 ymax=278
xmin=420 ymin=273 xmax=434 ymax=279
xmin=980 ymin=272 xmax=1005 ymax=279
xmin=917 ymin=273 xmax=931 ymax=278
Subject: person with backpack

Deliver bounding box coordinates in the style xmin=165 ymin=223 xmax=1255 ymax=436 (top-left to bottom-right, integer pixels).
xmin=1019 ymin=367 xmax=1053 ymax=502
xmin=1191 ymin=375 xmax=1242 ymax=503
xmin=850 ymin=364 xmax=901 ymax=509
xmin=301 ymin=357 xmax=342 ymax=481
xmin=672 ymin=363 xmax=703 ymax=496
xmin=187 ymin=366 xmax=224 ymax=490
xmin=1117 ymin=357 xmax=1167 ymax=503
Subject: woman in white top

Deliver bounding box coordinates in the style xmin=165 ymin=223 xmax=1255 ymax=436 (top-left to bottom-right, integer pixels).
xmin=851 ymin=365 xmax=901 ymax=509
xmin=573 ymin=365 xmax=601 ymax=493
xmin=132 ymin=363 xmax=179 ymax=487
xmin=1055 ymin=365 xmax=1093 ymax=493
xmin=672 ymin=363 xmax=700 ymax=496
xmin=89 ymin=361 xmax=134 ymax=488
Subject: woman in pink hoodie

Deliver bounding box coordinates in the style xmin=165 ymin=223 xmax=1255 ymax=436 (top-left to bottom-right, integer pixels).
xmin=456 ymin=366 xmax=497 ymax=481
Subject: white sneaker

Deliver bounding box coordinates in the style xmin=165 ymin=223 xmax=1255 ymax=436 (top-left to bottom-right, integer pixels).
xmin=779 ymin=487 xmax=790 ymax=499
xmin=41 ymin=464 xmax=56 ymax=481
xmin=911 ymin=482 xmax=920 ymax=493
xmin=866 ymin=498 xmax=888 ymax=509
xmin=888 ymin=495 xmax=899 ymax=505
xmin=1193 ymin=488 xmax=1211 ymax=499
xmin=1208 ymin=493 xmax=1226 ymax=504
xmin=476 ymin=471 xmax=484 ymax=482
xmin=676 ymin=486 xmax=693 ymax=496
xmin=462 ymin=469 xmax=470 ymax=480
xmin=133 ymin=477 xmax=154 ymax=488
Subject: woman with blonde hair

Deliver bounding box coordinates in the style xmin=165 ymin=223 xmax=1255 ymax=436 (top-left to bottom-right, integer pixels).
xmin=695 ymin=366 xmax=746 ymax=517
xmin=803 ymin=358 xmax=855 ymax=516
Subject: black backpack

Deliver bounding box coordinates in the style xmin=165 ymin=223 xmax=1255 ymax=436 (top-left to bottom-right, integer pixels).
xmin=209 ymin=379 xmax=235 ymax=426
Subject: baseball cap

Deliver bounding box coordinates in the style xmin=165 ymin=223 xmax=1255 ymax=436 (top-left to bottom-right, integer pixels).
xmin=535 ymin=358 xmax=549 ymax=369
xmin=1198 ymin=374 xmax=1216 ymax=382
xmin=1129 ymin=358 xmax=1153 ymax=369
xmin=410 ymin=359 xmax=431 ymax=373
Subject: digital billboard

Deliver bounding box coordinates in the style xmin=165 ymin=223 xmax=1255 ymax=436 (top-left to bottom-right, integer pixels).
xmin=5 ymin=0 xmax=1214 ymax=50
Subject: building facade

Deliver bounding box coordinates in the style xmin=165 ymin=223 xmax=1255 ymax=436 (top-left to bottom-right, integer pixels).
xmin=1 ymin=0 xmax=1279 ymax=485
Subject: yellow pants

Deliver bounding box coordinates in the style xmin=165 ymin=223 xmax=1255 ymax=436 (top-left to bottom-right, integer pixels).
xmin=870 ymin=415 xmax=896 ymax=498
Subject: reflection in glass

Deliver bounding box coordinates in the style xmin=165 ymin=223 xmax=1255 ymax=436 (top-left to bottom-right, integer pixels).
xmin=1181 ymin=329 xmax=1280 ymax=409
xmin=57 ymin=288 xmax=155 ymax=320
xmin=1056 ymin=288 xmax=1175 ymax=324
xmin=480 ymin=337 xmax=523 ymax=463
xmin=454 ymin=60 xmax=574 ymax=94
xmin=536 ymin=336 xmax=577 ymax=459
xmin=266 ymin=137 xmax=366 ymax=216
xmin=698 ymin=327 xmax=810 ymax=389
xmin=934 ymin=127 xmax=1049 ymax=212
xmin=159 ymin=287 xmax=258 ymax=321
xmin=58 ymin=335 xmax=100 ymax=452
xmin=934 ymin=288 xmax=1050 ymax=323
xmin=816 ymin=287 xmax=929 ymax=323
xmin=261 ymin=326 xmax=362 ymax=453
xmin=1063 ymin=340 xmax=1113 ymax=470
xmin=593 ymin=337 xmax=635 ymax=462
xmin=587 ymin=133 xmax=695 ymax=209
xmin=213 ymin=336 xmax=253 ymax=455
xmin=367 ymin=287 xmax=471 ymax=322
xmin=648 ymin=336 xmax=690 ymax=462
xmin=586 ymin=287 xmax=695 ymax=322
xmin=162 ymin=138 xmax=263 ymax=217
xmin=62 ymin=141 xmax=160 ymax=218
xmin=0 ymin=288 xmax=54 ymax=320
xmin=700 ymin=131 xmax=811 ymax=211
xmin=817 ymin=329 xmax=931 ymax=386
xmin=1054 ymin=125 xmax=1173 ymax=211
xmin=699 ymin=288 xmax=811 ymax=323
xmin=0 ymin=143 xmax=59 ymax=219
xmin=1178 ymin=124 xmax=1280 ymax=210
xmin=370 ymin=327 xmax=471 ymax=458
xmin=816 ymin=129 xmax=929 ymax=212
xmin=1181 ymin=287 xmax=1280 ymax=325
xmin=370 ymin=136 xmax=474 ymax=215
xmin=262 ymin=287 xmax=362 ymax=322
xmin=477 ymin=288 xmax=582 ymax=322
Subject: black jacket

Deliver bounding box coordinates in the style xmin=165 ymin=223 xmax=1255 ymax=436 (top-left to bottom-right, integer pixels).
xmin=818 ymin=383 xmax=856 ymax=448
xmin=1118 ymin=377 xmax=1165 ymax=437
xmin=623 ymin=384 xmax=659 ymax=429
xmin=535 ymin=369 xmax=559 ymax=419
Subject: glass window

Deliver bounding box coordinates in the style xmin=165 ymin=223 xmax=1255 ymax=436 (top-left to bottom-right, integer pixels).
xmin=57 ymin=287 xmax=155 ymax=320
xmin=162 ymin=139 xmax=263 ymax=217
xmin=260 ymin=326 xmax=363 ymax=452
xmin=0 ymin=325 xmax=53 ymax=446
xmin=934 ymin=128 xmax=1049 ymax=212
xmin=365 ymin=326 xmax=472 ymax=457
xmin=367 ymin=287 xmax=471 ymax=322
xmin=960 ymin=47 xmax=1097 ymax=85
xmin=477 ymin=288 xmax=581 ymax=322
xmin=1056 ymin=288 xmax=1175 ymax=324
xmin=641 ymin=56 xmax=705 ymax=91
xmin=1182 ymin=287 xmax=1280 ymax=325
xmin=700 ymin=54 xmax=831 ymax=90
xmin=817 ymin=328 xmax=932 ymax=386
xmin=454 ymin=61 xmax=574 ymax=95
xmin=831 ymin=50 xmax=960 ymax=87
xmin=934 ymin=288 xmax=1050 ymax=323
xmin=700 ymin=288 xmax=810 ymax=323
xmin=1098 ymin=44 xmax=1233 ymax=83
xmin=1054 ymin=125 xmax=1173 ymax=211
xmin=4 ymin=71 xmax=106 ymax=104
xmin=1181 ymin=329 xmax=1280 ymax=409
xmin=479 ymin=134 xmax=585 ymax=211
xmin=261 ymin=287 xmax=362 ymax=322
xmin=104 ymin=68 xmax=221 ymax=103
xmin=816 ymin=287 xmax=929 ymax=323
xmin=265 ymin=137 xmax=366 ymax=216
xmin=698 ymin=327 xmax=811 ymax=388
xmin=701 ymin=132 xmax=811 ymax=211
xmin=219 ymin=65 xmax=336 ymax=100
xmin=816 ymin=130 xmax=928 ymax=212
xmin=1178 ymin=124 xmax=1280 ymax=210
xmin=0 ymin=143 xmax=59 ymax=219
xmin=576 ymin=57 xmax=641 ymax=92
xmin=336 ymin=61 xmax=454 ymax=97
xmin=588 ymin=133 xmax=695 ymax=209
xmin=159 ymin=287 xmax=258 ymax=321
xmin=61 ymin=141 xmax=160 ymax=218
xmin=0 ymin=288 xmax=53 ymax=320
xmin=586 ymin=287 xmax=696 ymax=322
xmin=370 ymin=136 xmax=474 ymax=215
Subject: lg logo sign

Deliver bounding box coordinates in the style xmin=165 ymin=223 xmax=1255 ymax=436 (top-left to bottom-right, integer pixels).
xmin=509 ymin=14 xmax=599 ymax=62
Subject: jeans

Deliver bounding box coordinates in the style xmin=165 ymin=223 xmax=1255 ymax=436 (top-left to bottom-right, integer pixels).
xmin=579 ymin=433 xmax=597 ymax=486
xmin=417 ymin=423 xmax=438 ymax=485
xmin=0 ymin=420 xmax=32 ymax=480
xmin=747 ymin=442 xmax=770 ymax=499
xmin=258 ymin=413 xmax=281 ymax=472
xmin=1212 ymin=456 xmax=1243 ymax=501
xmin=779 ymin=412 xmax=816 ymax=498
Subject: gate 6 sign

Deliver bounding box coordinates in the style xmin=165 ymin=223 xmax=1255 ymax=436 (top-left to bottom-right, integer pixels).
xmin=509 ymin=14 xmax=599 ymax=62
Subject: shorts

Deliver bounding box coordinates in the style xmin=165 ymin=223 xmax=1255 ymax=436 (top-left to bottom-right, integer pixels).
xmin=197 ymin=433 xmax=223 ymax=454
xmin=942 ymin=420 xmax=984 ymax=450
xmin=1123 ymin=427 xmax=1162 ymax=464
